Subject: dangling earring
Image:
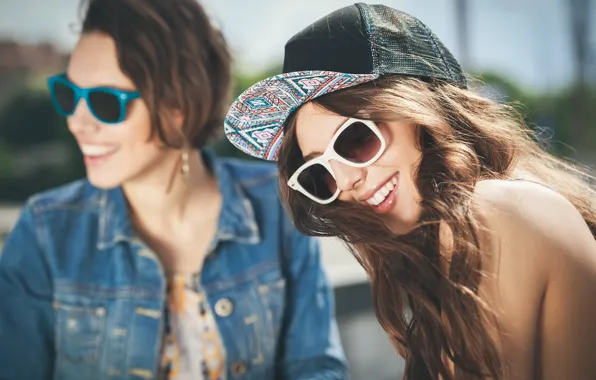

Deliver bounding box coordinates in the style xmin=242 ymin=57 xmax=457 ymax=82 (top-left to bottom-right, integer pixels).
xmin=181 ymin=150 xmax=190 ymax=179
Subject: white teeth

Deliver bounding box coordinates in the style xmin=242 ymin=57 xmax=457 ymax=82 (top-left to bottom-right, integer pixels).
xmin=80 ymin=144 xmax=118 ymax=157
xmin=366 ymin=176 xmax=398 ymax=206
xmin=374 ymin=193 xmax=385 ymax=204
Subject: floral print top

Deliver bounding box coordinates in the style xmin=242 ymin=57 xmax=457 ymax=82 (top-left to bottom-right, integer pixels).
xmin=159 ymin=274 xmax=226 ymax=380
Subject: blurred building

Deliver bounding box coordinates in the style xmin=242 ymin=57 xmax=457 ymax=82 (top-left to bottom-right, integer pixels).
xmin=0 ymin=40 xmax=68 ymax=107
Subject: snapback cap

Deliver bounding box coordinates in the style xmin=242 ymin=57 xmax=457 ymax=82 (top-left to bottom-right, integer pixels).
xmin=225 ymin=3 xmax=466 ymax=161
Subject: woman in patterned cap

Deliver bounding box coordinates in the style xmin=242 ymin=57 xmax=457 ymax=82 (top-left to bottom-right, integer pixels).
xmin=225 ymin=4 xmax=596 ymax=380
xmin=0 ymin=1 xmax=349 ymax=379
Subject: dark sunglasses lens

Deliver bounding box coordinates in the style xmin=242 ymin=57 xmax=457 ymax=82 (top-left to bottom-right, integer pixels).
xmin=333 ymin=121 xmax=382 ymax=163
xmin=52 ymin=81 xmax=76 ymax=114
xmin=88 ymin=91 xmax=123 ymax=123
xmin=297 ymin=163 xmax=337 ymax=201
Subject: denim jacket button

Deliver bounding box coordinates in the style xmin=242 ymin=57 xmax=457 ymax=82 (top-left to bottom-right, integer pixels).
xmin=230 ymin=361 xmax=247 ymax=377
xmin=95 ymin=307 xmax=106 ymax=317
xmin=214 ymin=298 xmax=233 ymax=317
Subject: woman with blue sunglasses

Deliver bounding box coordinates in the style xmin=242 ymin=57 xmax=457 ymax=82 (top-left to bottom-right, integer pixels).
xmin=0 ymin=0 xmax=348 ymax=379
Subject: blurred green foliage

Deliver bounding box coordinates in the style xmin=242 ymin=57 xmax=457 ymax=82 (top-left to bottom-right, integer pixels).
xmin=0 ymin=90 xmax=84 ymax=201
xmin=0 ymin=91 xmax=67 ymax=146
xmin=0 ymin=66 xmax=593 ymax=202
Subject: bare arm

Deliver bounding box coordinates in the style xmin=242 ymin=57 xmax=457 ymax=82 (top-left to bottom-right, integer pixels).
xmin=475 ymin=180 xmax=596 ymax=380
xmin=533 ymin=192 xmax=596 ymax=380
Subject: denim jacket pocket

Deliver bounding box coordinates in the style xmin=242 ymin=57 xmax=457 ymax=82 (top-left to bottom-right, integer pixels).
xmin=54 ymin=300 xmax=107 ymax=379
xmin=207 ymin=270 xmax=287 ymax=379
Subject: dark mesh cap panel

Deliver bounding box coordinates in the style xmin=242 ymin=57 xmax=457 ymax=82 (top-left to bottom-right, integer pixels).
xmin=283 ymin=5 xmax=373 ymax=75
xmin=356 ymin=3 xmax=467 ymax=88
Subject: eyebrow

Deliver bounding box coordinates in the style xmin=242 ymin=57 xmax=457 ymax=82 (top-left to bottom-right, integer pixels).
xmin=302 ymin=117 xmax=348 ymax=162
xmin=65 ymin=73 xmax=138 ymax=92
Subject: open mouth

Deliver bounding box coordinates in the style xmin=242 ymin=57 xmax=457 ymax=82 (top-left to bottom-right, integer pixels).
xmin=366 ymin=175 xmax=398 ymax=206
xmin=80 ymin=144 xmax=120 ymax=167
xmin=80 ymin=144 xmax=119 ymax=157
xmin=364 ymin=173 xmax=400 ymax=214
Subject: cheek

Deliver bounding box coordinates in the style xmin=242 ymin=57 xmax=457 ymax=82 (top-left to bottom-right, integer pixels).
xmin=378 ymin=127 xmax=424 ymax=230
xmin=114 ymin=102 xmax=157 ymax=147
xmin=375 ymin=143 xmax=421 ymax=173
xmin=385 ymin=126 xmax=421 ymax=166
xmin=338 ymin=190 xmax=354 ymax=202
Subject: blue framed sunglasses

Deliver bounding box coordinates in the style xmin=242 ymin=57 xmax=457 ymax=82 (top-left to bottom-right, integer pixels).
xmin=47 ymin=73 xmax=141 ymax=124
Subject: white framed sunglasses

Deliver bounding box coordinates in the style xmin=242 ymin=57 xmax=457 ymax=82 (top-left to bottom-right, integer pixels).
xmin=287 ymin=118 xmax=387 ymax=204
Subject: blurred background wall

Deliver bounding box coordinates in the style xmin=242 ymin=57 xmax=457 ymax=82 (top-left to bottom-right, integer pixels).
xmin=0 ymin=0 xmax=594 ymax=379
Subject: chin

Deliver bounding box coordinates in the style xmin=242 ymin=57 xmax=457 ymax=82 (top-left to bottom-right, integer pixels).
xmin=387 ymin=205 xmax=421 ymax=235
xmin=86 ymin=174 xmax=125 ymax=190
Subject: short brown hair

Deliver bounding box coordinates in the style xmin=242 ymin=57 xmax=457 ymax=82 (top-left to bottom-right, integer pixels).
xmin=80 ymin=0 xmax=232 ymax=149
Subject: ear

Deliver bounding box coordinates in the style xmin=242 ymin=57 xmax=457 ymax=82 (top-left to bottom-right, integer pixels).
xmin=158 ymin=108 xmax=187 ymax=148
xmin=172 ymin=109 xmax=191 ymax=148
xmin=172 ymin=109 xmax=184 ymax=130
xmin=170 ymin=109 xmax=188 ymax=145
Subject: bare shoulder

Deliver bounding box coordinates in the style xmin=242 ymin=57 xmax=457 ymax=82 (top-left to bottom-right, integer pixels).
xmin=473 ymin=178 xmax=575 ymax=221
xmin=469 ymin=179 xmax=569 ymax=291
xmin=472 ymin=180 xmax=596 ymax=379
xmin=472 ymin=178 xmax=596 ymax=311
xmin=472 ymin=179 xmax=594 ymax=259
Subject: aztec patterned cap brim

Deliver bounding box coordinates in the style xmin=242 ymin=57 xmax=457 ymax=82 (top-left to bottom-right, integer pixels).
xmin=224 ymin=71 xmax=378 ymax=161
xmin=224 ymin=3 xmax=465 ymax=161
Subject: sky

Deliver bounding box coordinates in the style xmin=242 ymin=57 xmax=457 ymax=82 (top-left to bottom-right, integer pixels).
xmin=0 ymin=0 xmax=594 ymax=91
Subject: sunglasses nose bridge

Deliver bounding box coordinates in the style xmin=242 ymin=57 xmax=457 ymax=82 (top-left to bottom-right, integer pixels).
xmin=328 ymin=159 xmax=366 ymax=191
xmin=71 ymin=94 xmax=93 ymax=119
xmin=67 ymin=96 xmax=101 ymax=133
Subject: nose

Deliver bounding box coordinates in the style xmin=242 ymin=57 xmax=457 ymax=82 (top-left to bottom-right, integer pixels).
xmin=67 ymin=98 xmax=100 ymax=134
xmin=329 ymin=160 xmax=365 ymax=192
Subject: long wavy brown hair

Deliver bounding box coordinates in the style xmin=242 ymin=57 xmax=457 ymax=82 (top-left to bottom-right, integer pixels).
xmin=277 ymin=75 xmax=596 ymax=380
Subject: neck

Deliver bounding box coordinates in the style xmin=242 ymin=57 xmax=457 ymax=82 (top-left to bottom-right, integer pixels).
xmin=122 ymin=149 xmax=219 ymax=229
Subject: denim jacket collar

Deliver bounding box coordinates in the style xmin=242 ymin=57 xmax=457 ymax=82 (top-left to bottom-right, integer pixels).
xmin=97 ymin=150 xmax=261 ymax=250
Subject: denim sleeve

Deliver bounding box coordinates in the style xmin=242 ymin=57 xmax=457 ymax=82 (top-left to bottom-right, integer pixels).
xmin=0 ymin=205 xmax=55 ymax=380
xmin=278 ymin=223 xmax=350 ymax=380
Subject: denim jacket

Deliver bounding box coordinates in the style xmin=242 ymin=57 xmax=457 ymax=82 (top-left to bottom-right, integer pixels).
xmin=0 ymin=151 xmax=348 ymax=380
